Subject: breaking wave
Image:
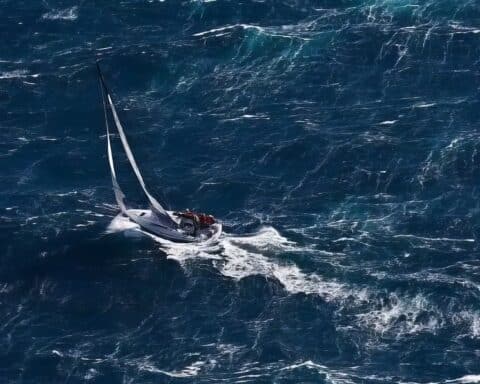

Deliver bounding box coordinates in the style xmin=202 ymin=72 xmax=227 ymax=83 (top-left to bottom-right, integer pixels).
xmin=42 ymin=6 xmax=78 ymax=21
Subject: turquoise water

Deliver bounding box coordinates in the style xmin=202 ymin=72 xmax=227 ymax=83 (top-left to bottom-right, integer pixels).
xmin=1 ymin=1 xmax=480 ymax=383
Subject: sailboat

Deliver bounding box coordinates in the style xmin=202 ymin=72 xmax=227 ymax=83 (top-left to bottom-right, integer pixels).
xmin=97 ymin=62 xmax=222 ymax=243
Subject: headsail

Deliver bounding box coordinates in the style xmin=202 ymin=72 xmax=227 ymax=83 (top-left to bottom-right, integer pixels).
xmin=97 ymin=62 xmax=177 ymax=229
xmin=99 ymin=76 xmax=127 ymax=213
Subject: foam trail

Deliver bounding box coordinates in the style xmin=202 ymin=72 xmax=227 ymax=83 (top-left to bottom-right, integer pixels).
xmin=217 ymin=232 xmax=349 ymax=301
xmin=107 ymin=215 xmax=350 ymax=301
xmin=107 ymin=217 xmax=450 ymax=333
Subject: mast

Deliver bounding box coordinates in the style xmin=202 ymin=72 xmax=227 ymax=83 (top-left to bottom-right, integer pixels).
xmin=97 ymin=62 xmax=177 ymax=229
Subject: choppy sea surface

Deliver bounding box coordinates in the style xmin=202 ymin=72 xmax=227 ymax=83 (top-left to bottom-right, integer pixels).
xmin=1 ymin=1 xmax=480 ymax=383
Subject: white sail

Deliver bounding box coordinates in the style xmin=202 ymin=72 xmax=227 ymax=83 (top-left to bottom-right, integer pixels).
xmin=105 ymin=97 xmax=128 ymax=213
xmin=98 ymin=72 xmax=177 ymax=229
xmin=107 ymin=94 xmax=171 ymax=218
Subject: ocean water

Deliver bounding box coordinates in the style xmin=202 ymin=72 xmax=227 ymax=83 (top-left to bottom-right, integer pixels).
xmin=1 ymin=1 xmax=480 ymax=383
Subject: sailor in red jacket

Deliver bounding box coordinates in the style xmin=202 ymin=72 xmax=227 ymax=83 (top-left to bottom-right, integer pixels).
xmin=175 ymin=210 xmax=216 ymax=235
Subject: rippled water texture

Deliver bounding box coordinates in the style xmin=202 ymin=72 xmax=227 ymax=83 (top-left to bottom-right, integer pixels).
xmin=1 ymin=1 xmax=480 ymax=383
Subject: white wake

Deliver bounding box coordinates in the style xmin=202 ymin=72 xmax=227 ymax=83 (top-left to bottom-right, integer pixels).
xmin=107 ymin=214 xmax=351 ymax=302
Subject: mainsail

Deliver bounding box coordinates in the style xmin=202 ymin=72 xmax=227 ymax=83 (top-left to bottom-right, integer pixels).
xmin=97 ymin=63 xmax=177 ymax=229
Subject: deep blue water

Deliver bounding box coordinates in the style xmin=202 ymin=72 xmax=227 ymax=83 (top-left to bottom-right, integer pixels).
xmin=1 ymin=1 xmax=480 ymax=383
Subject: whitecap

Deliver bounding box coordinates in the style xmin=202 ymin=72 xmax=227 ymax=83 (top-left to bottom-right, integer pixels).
xmin=222 ymin=113 xmax=270 ymax=122
xmin=84 ymin=368 xmax=98 ymax=380
xmin=281 ymin=360 xmax=358 ymax=384
xmin=106 ymin=214 xmax=145 ymax=238
xmin=193 ymin=24 xmax=262 ymax=37
xmin=393 ymin=234 xmax=475 ymax=243
xmin=447 ymin=375 xmax=480 ymax=384
xmin=452 ymin=311 xmax=480 ymax=339
xmin=138 ymin=360 xmax=205 ymax=378
xmin=0 ymin=70 xmax=29 ymax=80
xmin=356 ymin=293 xmax=442 ymax=337
xmin=42 ymin=6 xmax=78 ymax=21
xmin=414 ymin=102 xmax=436 ymax=108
